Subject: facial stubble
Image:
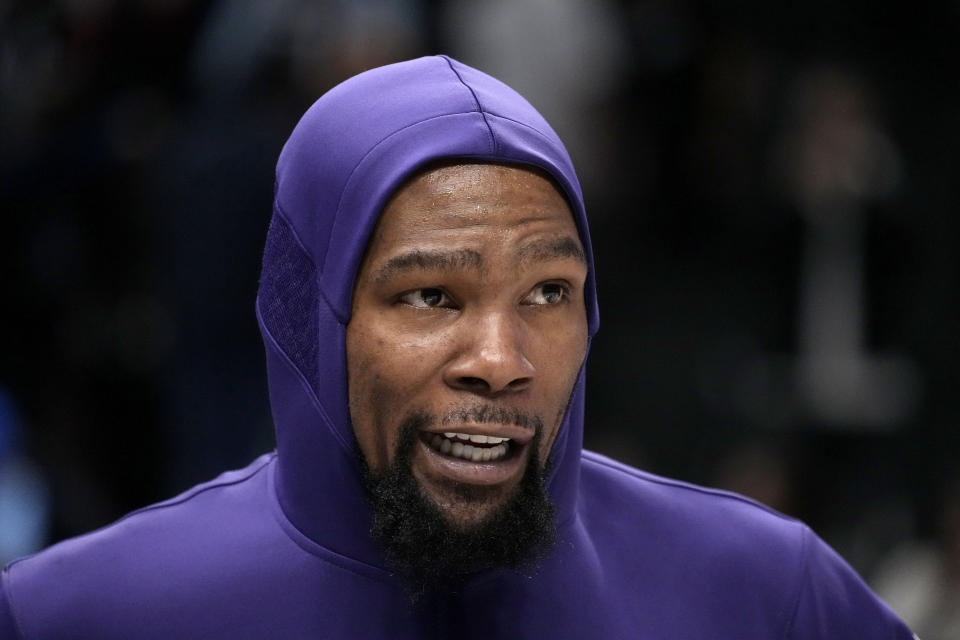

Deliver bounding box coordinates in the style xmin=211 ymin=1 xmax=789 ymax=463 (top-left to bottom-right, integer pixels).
xmin=361 ymin=410 xmax=556 ymax=600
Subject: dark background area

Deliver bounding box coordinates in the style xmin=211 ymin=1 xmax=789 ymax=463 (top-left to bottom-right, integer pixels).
xmin=2 ymin=0 xmax=958 ymax=632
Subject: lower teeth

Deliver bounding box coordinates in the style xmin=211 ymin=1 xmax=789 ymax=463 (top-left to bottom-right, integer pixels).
xmin=429 ymin=434 xmax=509 ymax=462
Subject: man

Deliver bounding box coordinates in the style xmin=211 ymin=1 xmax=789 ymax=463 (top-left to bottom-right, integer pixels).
xmin=0 ymin=56 xmax=913 ymax=638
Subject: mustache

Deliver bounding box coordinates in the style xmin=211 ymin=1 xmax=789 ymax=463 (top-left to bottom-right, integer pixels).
xmin=440 ymin=404 xmax=543 ymax=433
xmin=400 ymin=405 xmax=543 ymax=435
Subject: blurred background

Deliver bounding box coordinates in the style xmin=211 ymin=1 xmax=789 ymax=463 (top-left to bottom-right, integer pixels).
xmin=1 ymin=0 xmax=958 ymax=634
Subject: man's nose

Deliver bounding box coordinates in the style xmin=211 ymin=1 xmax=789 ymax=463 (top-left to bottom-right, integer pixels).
xmin=444 ymin=311 xmax=535 ymax=396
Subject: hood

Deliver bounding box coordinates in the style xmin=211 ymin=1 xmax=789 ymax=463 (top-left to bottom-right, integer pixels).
xmin=256 ymin=55 xmax=600 ymax=568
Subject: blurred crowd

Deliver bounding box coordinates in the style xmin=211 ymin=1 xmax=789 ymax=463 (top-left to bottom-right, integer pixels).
xmin=2 ymin=0 xmax=958 ymax=635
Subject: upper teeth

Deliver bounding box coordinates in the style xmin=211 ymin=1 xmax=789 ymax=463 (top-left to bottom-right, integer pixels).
xmin=443 ymin=432 xmax=509 ymax=445
xmin=429 ymin=432 xmax=512 ymax=462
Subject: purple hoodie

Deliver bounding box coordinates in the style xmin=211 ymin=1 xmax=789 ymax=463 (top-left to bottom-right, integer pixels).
xmin=0 ymin=56 xmax=912 ymax=639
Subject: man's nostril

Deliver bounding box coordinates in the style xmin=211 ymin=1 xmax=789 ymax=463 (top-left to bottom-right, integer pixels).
xmin=459 ymin=376 xmax=487 ymax=389
xmin=507 ymin=377 xmax=531 ymax=390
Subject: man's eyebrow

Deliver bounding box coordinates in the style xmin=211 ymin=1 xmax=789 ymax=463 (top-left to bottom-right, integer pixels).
xmin=373 ymin=249 xmax=484 ymax=284
xmin=516 ymin=236 xmax=586 ymax=266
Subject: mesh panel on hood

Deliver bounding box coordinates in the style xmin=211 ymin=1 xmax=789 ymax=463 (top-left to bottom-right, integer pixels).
xmin=258 ymin=207 xmax=319 ymax=397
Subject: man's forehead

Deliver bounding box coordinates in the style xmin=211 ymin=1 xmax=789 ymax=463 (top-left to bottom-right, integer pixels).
xmin=357 ymin=162 xmax=584 ymax=282
xmin=417 ymin=161 xmax=553 ymax=189
xmin=377 ymin=163 xmax=574 ymax=236
xmin=387 ymin=162 xmax=572 ymax=216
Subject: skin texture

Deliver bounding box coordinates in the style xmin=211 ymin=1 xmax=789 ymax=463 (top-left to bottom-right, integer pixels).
xmin=346 ymin=163 xmax=589 ymax=529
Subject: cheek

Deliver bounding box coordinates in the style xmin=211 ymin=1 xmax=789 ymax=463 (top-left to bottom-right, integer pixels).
xmin=346 ymin=322 xmax=449 ymax=466
xmin=532 ymin=316 xmax=587 ymax=384
xmin=346 ymin=326 xmax=393 ymax=467
xmin=531 ymin=318 xmax=588 ymax=451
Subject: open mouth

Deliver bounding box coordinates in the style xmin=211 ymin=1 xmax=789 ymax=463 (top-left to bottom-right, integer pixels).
xmin=420 ymin=431 xmax=521 ymax=463
xmin=416 ymin=426 xmax=532 ymax=487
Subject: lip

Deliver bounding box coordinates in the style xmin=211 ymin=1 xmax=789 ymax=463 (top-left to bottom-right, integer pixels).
xmin=414 ymin=427 xmax=532 ymax=486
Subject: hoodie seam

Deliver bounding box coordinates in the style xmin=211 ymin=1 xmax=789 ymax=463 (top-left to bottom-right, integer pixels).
xmin=91 ymin=454 xmax=275 ymax=528
xmin=780 ymin=524 xmax=810 ymax=639
xmin=440 ymin=55 xmax=497 ymax=155
xmin=581 ymin=451 xmax=803 ymax=524
xmin=481 ymin=111 xmax=557 ymax=150
xmin=317 ymin=278 xmax=346 ymax=325
xmin=4 ymin=455 xmax=275 ymax=564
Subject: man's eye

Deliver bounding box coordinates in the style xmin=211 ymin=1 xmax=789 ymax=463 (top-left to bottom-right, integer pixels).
xmin=524 ymin=283 xmax=567 ymax=305
xmin=399 ymin=288 xmax=450 ymax=308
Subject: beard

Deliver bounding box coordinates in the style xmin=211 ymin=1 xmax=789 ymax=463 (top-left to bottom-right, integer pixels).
xmin=361 ymin=408 xmax=556 ymax=600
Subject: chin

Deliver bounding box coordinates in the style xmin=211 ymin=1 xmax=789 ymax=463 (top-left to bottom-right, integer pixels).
xmin=430 ymin=489 xmax=516 ymax=532
xmin=418 ymin=471 xmax=518 ymax=527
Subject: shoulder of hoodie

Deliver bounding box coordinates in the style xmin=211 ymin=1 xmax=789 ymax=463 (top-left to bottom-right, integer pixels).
xmin=9 ymin=451 xmax=278 ymax=565
xmin=0 ymin=453 xmax=303 ymax=637
xmin=570 ymin=451 xmax=912 ymax=637
xmin=577 ymin=449 xmax=810 ymax=601
xmin=578 ymin=448 xmax=803 ymax=534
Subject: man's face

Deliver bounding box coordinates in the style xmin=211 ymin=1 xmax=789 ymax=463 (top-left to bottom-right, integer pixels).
xmin=346 ymin=163 xmax=589 ymax=530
